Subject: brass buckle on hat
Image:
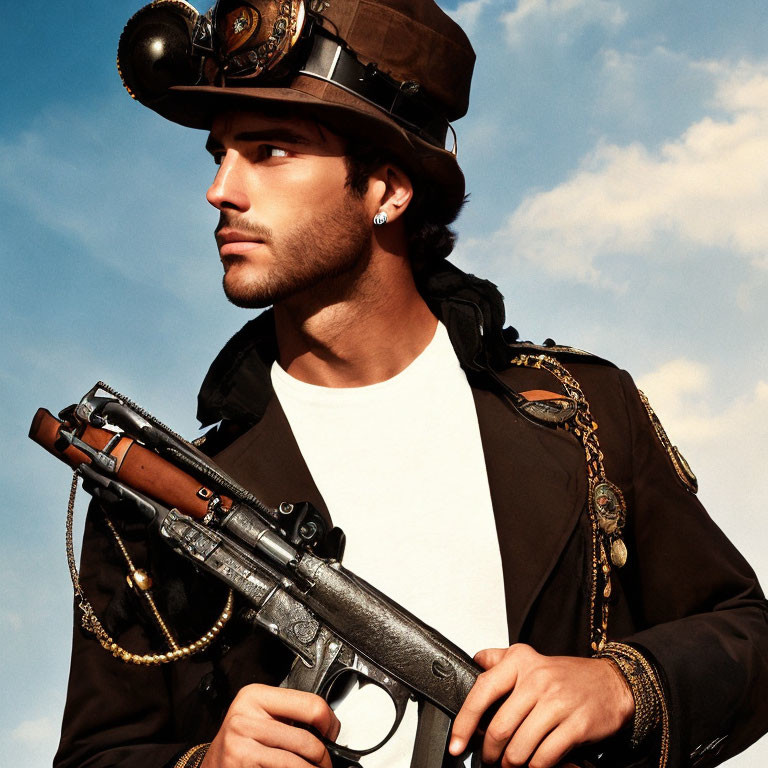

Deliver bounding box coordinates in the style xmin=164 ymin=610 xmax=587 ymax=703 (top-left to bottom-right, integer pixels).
xmin=213 ymin=0 xmax=308 ymax=79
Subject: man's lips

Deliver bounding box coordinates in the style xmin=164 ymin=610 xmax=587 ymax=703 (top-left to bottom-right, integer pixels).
xmin=215 ymin=229 xmax=267 ymax=258
xmin=219 ymin=241 xmax=267 ymax=258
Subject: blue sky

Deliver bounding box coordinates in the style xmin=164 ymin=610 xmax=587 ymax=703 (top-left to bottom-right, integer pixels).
xmin=2 ymin=1 xmax=767 ymax=765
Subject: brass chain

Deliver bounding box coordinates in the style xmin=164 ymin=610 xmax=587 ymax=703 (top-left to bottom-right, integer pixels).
xmin=510 ymin=354 xmax=604 ymax=471
xmin=65 ymin=471 xmax=233 ymax=665
xmin=510 ymin=354 xmax=628 ymax=652
xmin=512 ymin=357 xmax=670 ymax=767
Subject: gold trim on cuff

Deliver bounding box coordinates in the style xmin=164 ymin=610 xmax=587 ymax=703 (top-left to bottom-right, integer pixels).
xmin=173 ymin=742 xmax=210 ymax=768
xmin=596 ymin=642 xmax=670 ymax=768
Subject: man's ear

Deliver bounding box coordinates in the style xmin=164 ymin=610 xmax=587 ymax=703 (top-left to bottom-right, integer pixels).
xmin=367 ymin=164 xmax=414 ymax=223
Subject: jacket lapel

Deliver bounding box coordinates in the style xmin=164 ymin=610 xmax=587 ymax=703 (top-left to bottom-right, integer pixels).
xmin=472 ymin=382 xmax=588 ymax=643
xmin=212 ymin=391 xmax=332 ymax=528
xmin=210 ymin=355 xmax=588 ymax=647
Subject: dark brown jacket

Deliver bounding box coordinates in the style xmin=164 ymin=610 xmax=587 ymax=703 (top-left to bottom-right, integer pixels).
xmin=53 ymin=265 xmax=768 ymax=768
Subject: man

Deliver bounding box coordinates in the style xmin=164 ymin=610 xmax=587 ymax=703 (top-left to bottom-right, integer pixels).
xmin=53 ymin=1 xmax=768 ymax=768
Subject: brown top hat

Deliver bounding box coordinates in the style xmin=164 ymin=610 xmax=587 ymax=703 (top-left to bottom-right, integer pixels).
xmin=118 ymin=0 xmax=476 ymax=220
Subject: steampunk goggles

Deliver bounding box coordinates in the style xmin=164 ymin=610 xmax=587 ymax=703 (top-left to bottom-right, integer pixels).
xmin=117 ymin=0 xmax=453 ymax=149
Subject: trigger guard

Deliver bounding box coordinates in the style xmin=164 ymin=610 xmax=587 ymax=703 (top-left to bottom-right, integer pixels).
xmin=284 ymin=635 xmax=412 ymax=762
xmin=320 ymin=648 xmax=412 ymax=760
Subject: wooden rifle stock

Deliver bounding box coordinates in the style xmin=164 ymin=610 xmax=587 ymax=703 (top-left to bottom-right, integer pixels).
xmin=29 ymin=408 xmax=232 ymax=520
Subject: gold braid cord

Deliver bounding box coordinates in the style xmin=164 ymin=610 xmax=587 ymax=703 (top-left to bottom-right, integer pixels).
xmin=66 ymin=472 xmax=233 ymax=665
xmin=511 ymin=354 xmax=627 ymax=652
xmin=510 ymin=355 xmax=669 ymax=768
xmin=173 ymin=743 xmax=211 ymax=768
xmin=637 ymin=389 xmax=698 ymax=494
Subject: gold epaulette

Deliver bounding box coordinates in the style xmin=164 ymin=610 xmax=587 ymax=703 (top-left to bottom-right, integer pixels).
xmin=507 ymin=340 xmax=617 ymax=367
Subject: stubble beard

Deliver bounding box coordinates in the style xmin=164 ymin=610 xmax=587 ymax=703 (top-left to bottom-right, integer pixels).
xmin=219 ymin=194 xmax=373 ymax=310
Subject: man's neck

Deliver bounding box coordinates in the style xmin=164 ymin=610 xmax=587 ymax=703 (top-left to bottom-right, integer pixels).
xmin=273 ymin=251 xmax=437 ymax=388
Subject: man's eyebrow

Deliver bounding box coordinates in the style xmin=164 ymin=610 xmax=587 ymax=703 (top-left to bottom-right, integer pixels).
xmin=205 ymin=129 xmax=315 ymax=154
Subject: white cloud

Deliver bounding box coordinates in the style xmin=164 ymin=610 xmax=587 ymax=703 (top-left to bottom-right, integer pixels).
xmin=447 ymin=0 xmax=493 ymax=34
xmin=11 ymin=716 xmax=58 ymax=746
xmin=503 ymin=0 xmax=627 ymax=46
xmin=637 ymin=357 xmax=768 ymax=448
xmin=637 ymin=357 xmax=768 ymax=495
xmin=636 ymin=358 xmax=717 ymax=442
xmin=7 ymin=715 xmax=62 ymax=768
xmin=701 ymin=58 xmax=768 ymax=113
xmin=487 ymin=60 xmax=768 ymax=283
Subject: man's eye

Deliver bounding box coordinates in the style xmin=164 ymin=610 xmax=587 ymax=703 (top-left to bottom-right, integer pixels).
xmin=210 ymin=146 xmax=290 ymax=165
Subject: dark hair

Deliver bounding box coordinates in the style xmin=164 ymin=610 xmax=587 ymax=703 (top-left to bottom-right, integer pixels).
xmin=344 ymin=138 xmax=464 ymax=268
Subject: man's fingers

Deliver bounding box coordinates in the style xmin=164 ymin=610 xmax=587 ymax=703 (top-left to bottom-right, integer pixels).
xmin=474 ymin=647 xmax=509 ymax=670
xmin=238 ymin=684 xmax=341 ymax=739
xmin=498 ymin=701 xmax=561 ymax=767
xmin=249 ymin=718 xmax=333 ymax=767
xmin=326 ymin=714 xmax=341 ymax=743
xmin=479 ymin=688 xmax=536 ymax=764
xmin=504 ymin=711 xmax=589 ymax=768
xmin=205 ymin=685 xmax=343 ymax=768
xmin=527 ymin=722 xmax=587 ymax=768
xmin=449 ymin=656 xmax=521 ymax=754
xmin=248 ymin=741 xmax=332 ymax=768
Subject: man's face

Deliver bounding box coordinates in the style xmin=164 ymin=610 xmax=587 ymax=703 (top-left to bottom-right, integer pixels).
xmin=206 ymin=110 xmax=373 ymax=309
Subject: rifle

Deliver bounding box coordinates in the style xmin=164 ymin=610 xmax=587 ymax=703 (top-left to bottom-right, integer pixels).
xmin=30 ymin=383 xmax=484 ymax=768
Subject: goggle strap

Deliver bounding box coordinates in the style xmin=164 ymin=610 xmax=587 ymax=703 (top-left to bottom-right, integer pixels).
xmin=297 ymin=33 xmax=450 ymax=150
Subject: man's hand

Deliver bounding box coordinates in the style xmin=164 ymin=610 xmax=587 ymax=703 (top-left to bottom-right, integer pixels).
xmin=201 ymin=684 xmax=341 ymax=768
xmin=449 ymin=644 xmax=634 ymax=768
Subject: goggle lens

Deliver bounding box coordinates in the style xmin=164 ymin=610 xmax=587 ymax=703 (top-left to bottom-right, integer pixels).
xmin=118 ymin=0 xmax=207 ymax=103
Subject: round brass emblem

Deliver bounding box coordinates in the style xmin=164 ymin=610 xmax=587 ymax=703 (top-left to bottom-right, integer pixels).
xmin=592 ymin=481 xmax=624 ymax=535
xmin=222 ymin=5 xmax=262 ymax=53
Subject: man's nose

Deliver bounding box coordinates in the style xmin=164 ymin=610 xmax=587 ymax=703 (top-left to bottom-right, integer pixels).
xmin=206 ymin=150 xmax=250 ymax=212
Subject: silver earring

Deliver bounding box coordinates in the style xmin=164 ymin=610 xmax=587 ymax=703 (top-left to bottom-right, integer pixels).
xmin=373 ymin=211 xmax=388 ymax=226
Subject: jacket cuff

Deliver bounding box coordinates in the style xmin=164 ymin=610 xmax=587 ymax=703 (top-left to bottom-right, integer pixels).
xmin=595 ymin=642 xmax=669 ymax=768
xmin=169 ymin=743 xmax=210 ymax=768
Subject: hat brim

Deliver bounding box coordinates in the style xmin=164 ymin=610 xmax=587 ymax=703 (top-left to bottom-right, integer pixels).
xmin=145 ymin=74 xmax=465 ymax=220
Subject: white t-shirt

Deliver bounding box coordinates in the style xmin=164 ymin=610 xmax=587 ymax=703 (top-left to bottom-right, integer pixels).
xmin=271 ymin=321 xmax=508 ymax=766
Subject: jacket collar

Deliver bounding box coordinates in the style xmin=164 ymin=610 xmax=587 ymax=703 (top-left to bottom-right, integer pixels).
xmin=196 ymin=261 xmax=515 ymax=429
